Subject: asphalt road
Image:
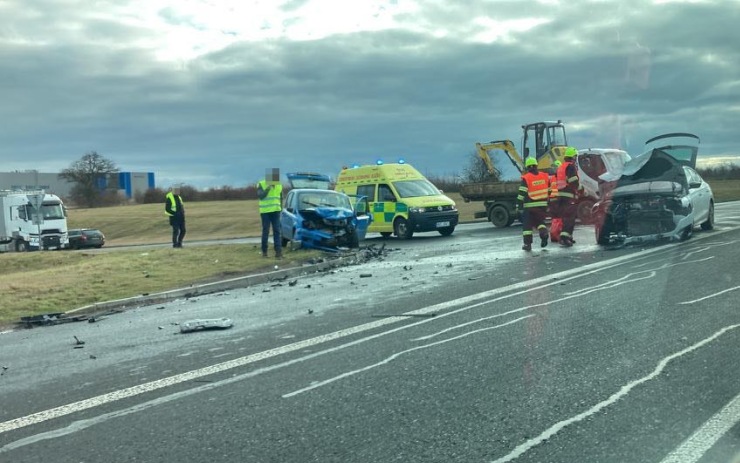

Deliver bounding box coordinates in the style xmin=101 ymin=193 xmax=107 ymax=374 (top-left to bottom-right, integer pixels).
xmin=2 ymin=202 xmax=740 ymax=463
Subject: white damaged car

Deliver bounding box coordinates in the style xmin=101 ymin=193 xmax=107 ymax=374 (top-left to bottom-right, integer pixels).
xmin=592 ymin=133 xmax=714 ymax=245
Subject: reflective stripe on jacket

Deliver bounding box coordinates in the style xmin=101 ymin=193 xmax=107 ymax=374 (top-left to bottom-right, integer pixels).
xmin=258 ymin=180 xmax=283 ymax=214
xmin=517 ymin=171 xmax=550 ymax=208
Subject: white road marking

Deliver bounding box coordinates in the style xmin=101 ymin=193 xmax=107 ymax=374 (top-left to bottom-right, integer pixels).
xmin=658 ymin=391 xmax=740 ymax=463
xmin=679 ymin=285 xmax=740 ymax=305
xmin=282 ymin=315 xmax=534 ymax=398
xmin=489 ymin=324 xmax=740 ymax=463
xmin=0 ymin=228 xmax=735 ymax=438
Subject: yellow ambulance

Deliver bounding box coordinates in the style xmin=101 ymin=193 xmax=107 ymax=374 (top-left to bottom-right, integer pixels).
xmin=334 ymin=162 xmax=458 ymax=239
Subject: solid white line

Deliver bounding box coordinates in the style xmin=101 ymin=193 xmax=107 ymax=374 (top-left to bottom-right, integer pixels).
xmin=658 ymin=391 xmax=740 ymax=463
xmin=0 ymin=228 xmax=734 ymax=436
xmin=679 ymin=285 xmax=740 ymax=305
xmin=283 ymin=315 xmax=534 ymax=398
xmin=489 ymin=323 xmax=740 ymax=463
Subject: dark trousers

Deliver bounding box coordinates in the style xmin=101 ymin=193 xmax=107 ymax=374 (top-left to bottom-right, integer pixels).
xmin=522 ymin=207 xmax=548 ymax=245
xmin=261 ymin=211 xmax=282 ymax=255
xmin=169 ymin=216 xmax=186 ymax=246
xmin=557 ymin=197 xmax=577 ymax=238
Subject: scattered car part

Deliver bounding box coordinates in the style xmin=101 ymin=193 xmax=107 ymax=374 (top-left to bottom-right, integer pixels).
xmin=179 ymin=318 xmax=234 ymax=333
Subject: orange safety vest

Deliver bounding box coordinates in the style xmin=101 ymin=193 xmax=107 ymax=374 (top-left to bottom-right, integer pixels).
xmin=556 ymin=160 xmax=578 ymax=198
xmin=522 ymin=171 xmax=550 ymax=207
xmin=549 ymin=174 xmax=558 ymax=200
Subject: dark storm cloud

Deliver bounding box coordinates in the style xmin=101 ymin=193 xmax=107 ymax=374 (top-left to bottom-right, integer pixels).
xmin=1 ymin=0 xmax=738 ymax=187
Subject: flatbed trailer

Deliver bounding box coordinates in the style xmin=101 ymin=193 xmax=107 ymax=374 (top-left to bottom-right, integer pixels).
xmin=459 ymin=181 xmax=521 ymax=228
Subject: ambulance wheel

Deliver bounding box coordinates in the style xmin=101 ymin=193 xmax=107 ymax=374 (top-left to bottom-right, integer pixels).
xmin=380 ymin=232 xmax=392 ymax=238
xmin=15 ymin=240 xmax=28 ymax=252
xmin=438 ymin=226 xmax=455 ymax=236
xmin=394 ymin=217 xmax=414 ymax=239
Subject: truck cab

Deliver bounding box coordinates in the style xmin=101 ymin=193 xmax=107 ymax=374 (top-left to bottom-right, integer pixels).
xmin=0 ymin=191 xmax=69 ymax=252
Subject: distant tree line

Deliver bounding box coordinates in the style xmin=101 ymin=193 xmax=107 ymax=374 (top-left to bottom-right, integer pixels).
xmin=696 ymin=164 xmax=740 ymax=180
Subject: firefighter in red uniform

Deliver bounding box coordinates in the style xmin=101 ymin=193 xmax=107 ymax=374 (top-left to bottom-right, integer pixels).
xmin=516 ymin=157 xmax=550 ymax=251
xmin=556 ymin=147 xmax=580 ymax=247
xmin=549 ymin=160 xmax=563 ymax=242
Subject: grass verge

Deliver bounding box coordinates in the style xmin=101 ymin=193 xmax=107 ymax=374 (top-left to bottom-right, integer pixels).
xmin=0 ymin=245 xmax=319 ymax=328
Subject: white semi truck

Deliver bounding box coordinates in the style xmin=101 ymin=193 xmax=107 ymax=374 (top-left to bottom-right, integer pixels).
xmin=0 ymin=190 xmax=69 ymax=252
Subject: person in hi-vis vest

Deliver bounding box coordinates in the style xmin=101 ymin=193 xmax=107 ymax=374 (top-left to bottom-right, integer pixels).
xmin=257 ymin=168 xmax=283 ymax=258
xmin=164 ymin=186 xmax=186 ymax=248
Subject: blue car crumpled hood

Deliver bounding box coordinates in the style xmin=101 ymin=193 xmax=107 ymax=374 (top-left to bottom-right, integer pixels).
xmin=310 ymin=207 xmax=355 ymax=221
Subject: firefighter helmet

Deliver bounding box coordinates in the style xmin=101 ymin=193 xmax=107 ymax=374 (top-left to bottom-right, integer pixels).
xmin=564 ymin=147 xmax=578 ymax=158
xmin=525 ymin=157 xmax=538 ymax=167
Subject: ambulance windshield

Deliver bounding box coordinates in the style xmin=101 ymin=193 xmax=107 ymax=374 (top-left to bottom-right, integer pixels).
xmin=392 ymin=180 xmax=440 ymax=198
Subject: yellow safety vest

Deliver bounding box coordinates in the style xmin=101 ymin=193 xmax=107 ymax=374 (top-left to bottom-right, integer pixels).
xmin=165 ymin=192 xmax=183 ymax=216
xmin=258 ymin=180 xmax=282 ymax=214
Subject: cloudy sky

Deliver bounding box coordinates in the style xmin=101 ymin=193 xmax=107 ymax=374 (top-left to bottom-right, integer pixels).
xmin=1 ymin=0 xmax=738 ymax=188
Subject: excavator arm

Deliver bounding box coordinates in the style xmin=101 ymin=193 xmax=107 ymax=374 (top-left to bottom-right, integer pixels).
xmin=475 ymin=139 xmax=525 ymax=175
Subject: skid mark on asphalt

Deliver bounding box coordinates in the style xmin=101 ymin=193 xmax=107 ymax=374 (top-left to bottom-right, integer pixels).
xmin=282 ymin=315 xmax=534 ymax=398
xmin=489 ymin=323 xmax=740 ymax=463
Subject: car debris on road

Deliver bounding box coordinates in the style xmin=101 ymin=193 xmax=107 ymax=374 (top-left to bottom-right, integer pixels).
xmin=179 ymin=318 xmax=234 ymax=333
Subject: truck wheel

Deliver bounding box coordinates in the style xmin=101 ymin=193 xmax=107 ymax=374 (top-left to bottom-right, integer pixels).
xmin=489 ymin=205 xmax=511 ymax=228
xmin=438 ymin=226 xmax=455 ymax=236
xmin=577 ymin=199 xmax=595 ymax=224
xmin=393 ymin=217 xmax=414 ymax=239
xmin=15 ymin=240 xmax=28 ymax=252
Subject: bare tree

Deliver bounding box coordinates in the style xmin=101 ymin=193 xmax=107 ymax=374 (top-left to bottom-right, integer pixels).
xmin=461 ymin=151 xmax=499 ymax=183
xmin=60 ymin=151 xmax=119 ymax=207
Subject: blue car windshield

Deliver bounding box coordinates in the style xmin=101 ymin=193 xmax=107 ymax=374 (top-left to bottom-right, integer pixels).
xmin=392 ymin=180 xmax=440 ymax=198
xmin=298 ymin=191 xmax=351 ymax=209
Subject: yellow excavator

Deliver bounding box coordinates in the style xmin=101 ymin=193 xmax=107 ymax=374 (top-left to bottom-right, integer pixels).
xmin=461 ymin=121 xmax=573 ymax=228
xmin=475 ymin=120 xmax=569 ymax=175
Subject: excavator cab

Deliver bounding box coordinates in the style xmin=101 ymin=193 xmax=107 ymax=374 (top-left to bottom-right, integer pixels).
xmin=521 ymin=121 xmax=568 ymax=172
xmin=474 ymin=120 xmax=568 ymax=177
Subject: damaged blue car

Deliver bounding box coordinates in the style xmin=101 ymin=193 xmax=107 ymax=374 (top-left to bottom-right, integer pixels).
xmin=280 ymin=173 xmax=371 ymax=251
